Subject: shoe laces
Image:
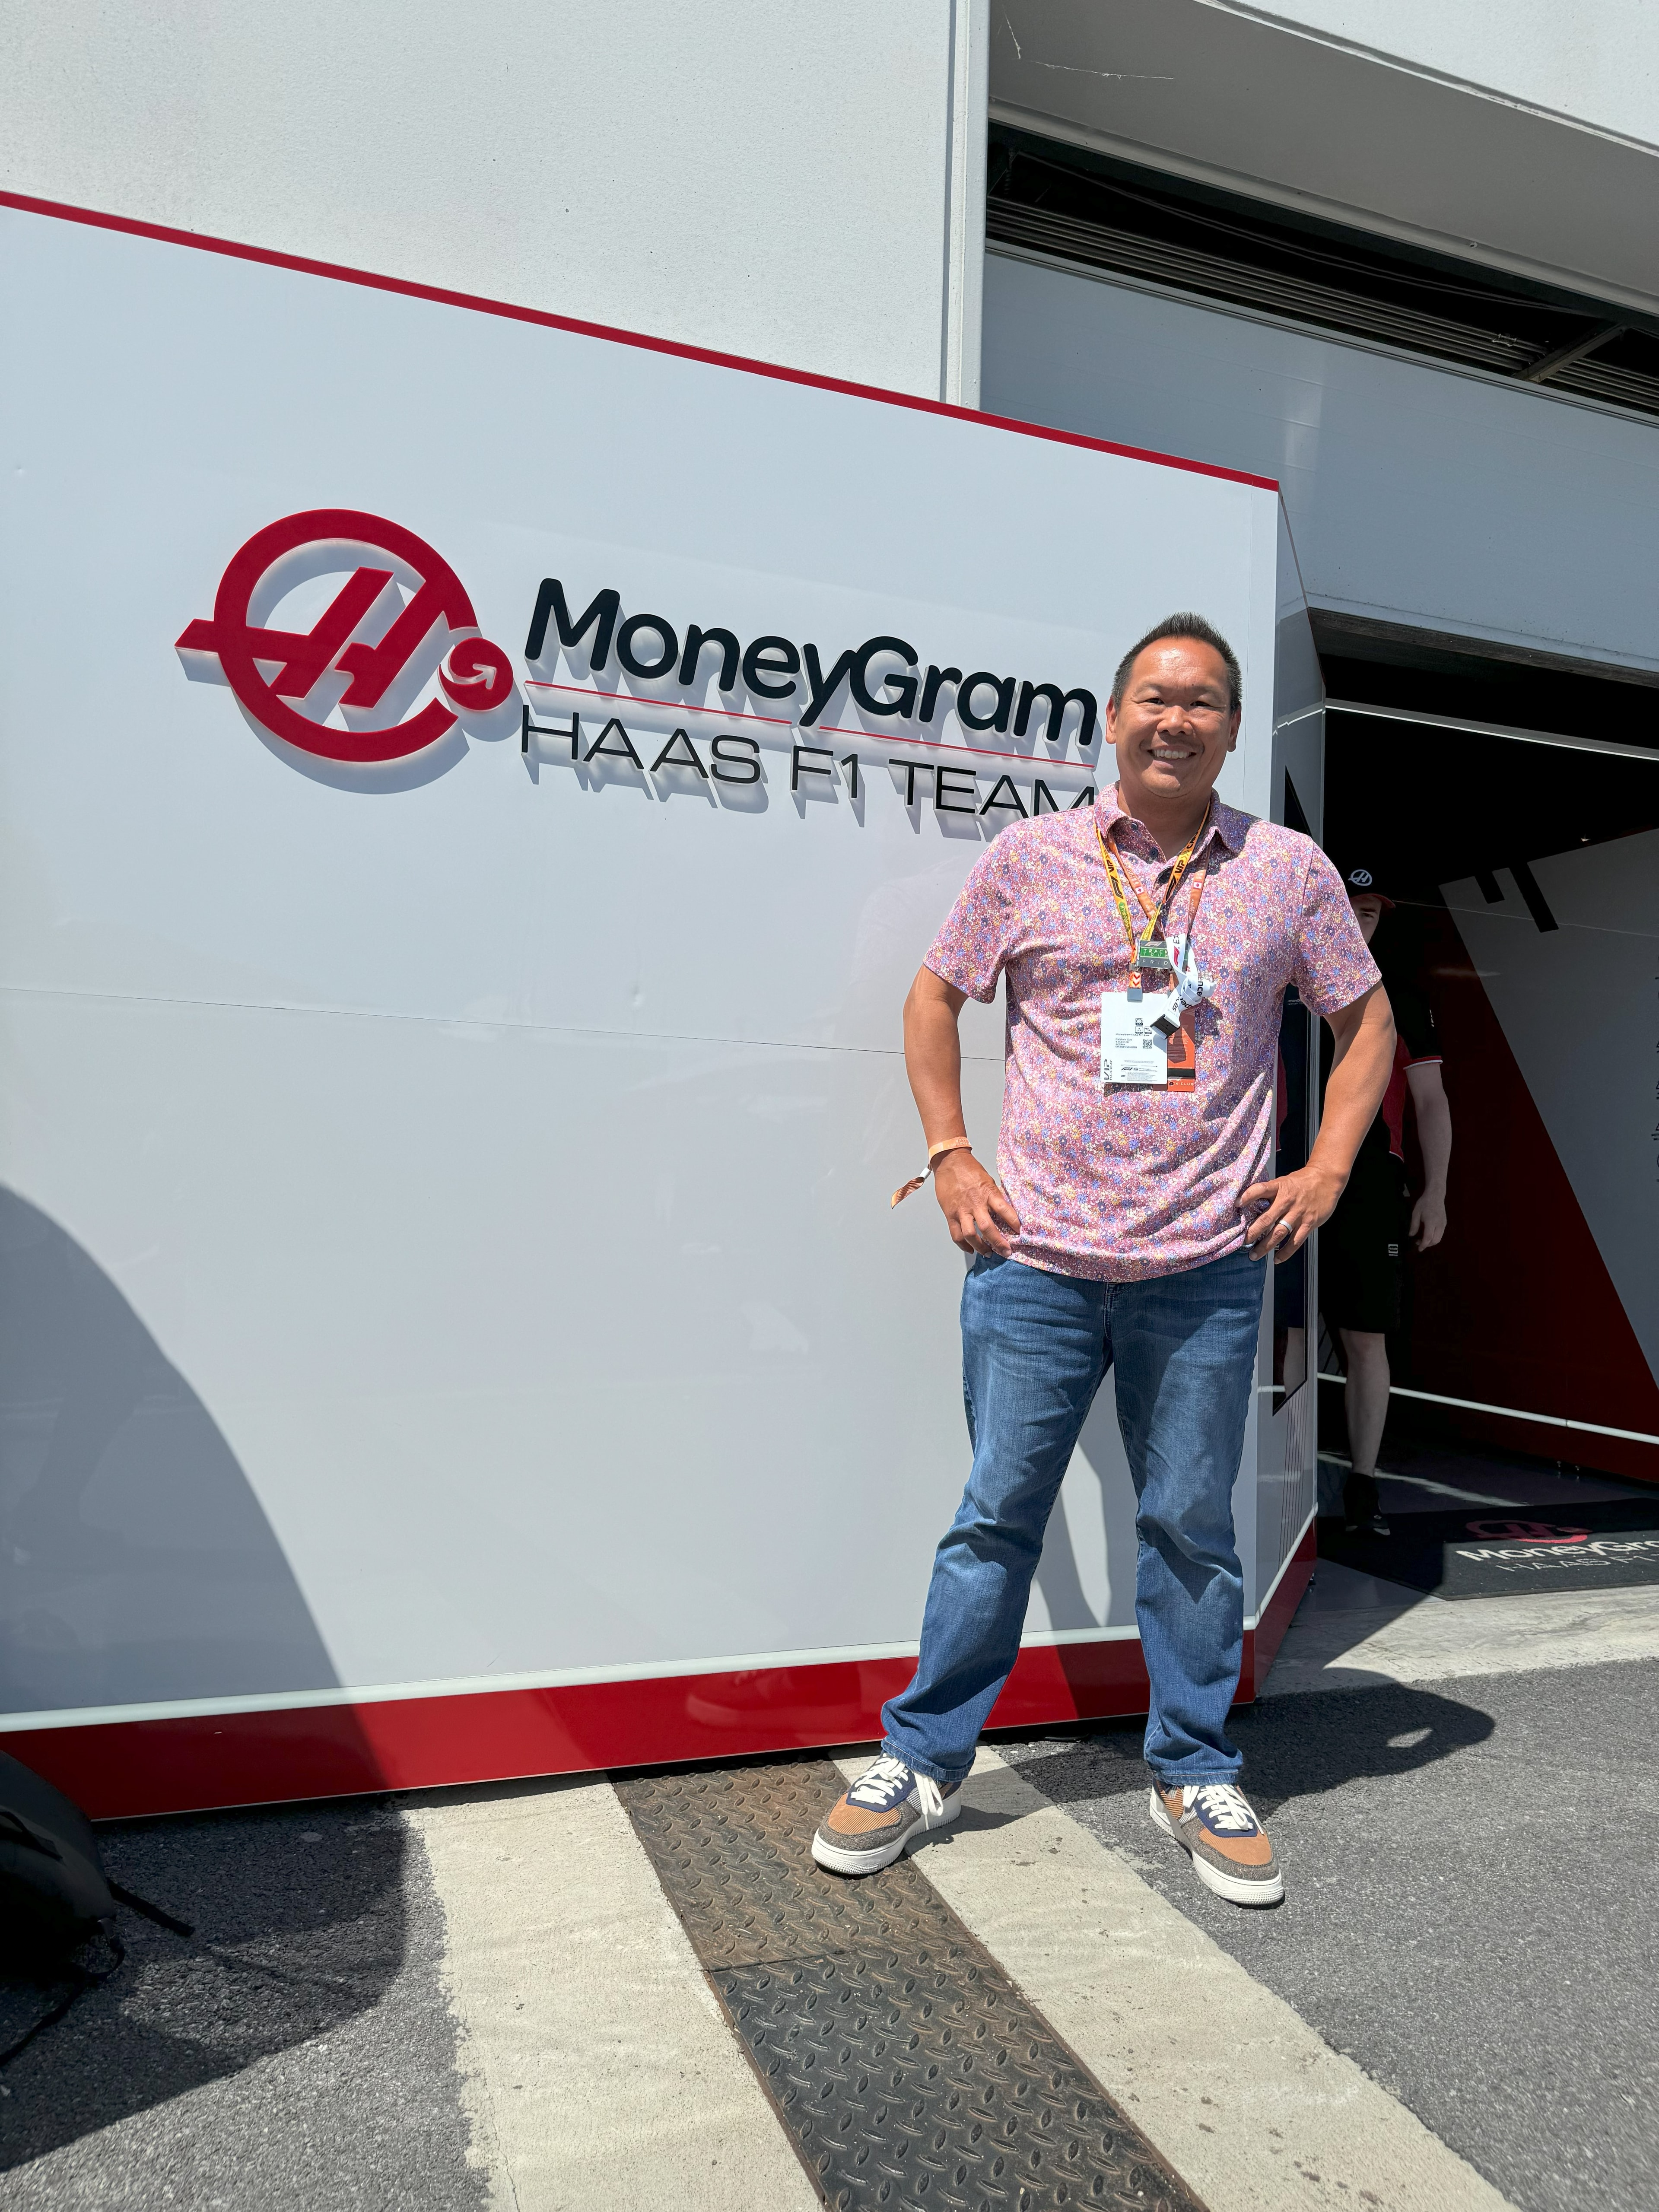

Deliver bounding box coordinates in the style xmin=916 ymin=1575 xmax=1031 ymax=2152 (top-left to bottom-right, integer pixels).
xmin=1185 ymin=1783 xmax=1257 ymax=1834
xmin=849 ymin=1756 xmax=946 ymax=1824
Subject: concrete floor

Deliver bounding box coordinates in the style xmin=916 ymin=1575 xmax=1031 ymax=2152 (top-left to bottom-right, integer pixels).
xmin=5 ymin=1461 xmax=1658 ymax=2209
xmin=1000 ymin=1659 xmax=1659 ymax=2212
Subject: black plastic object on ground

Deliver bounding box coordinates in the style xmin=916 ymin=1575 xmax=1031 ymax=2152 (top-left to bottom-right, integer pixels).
xmin=616 ymin=1755 xmax=1206 ymax=2212
xmin=0 ymin=1751 xmax=116 ymax=1957
xmin=0 ymin=1751 xmax=191 ymax=2068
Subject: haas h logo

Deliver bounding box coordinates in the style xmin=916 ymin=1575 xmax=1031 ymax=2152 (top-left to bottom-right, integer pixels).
xmin=177 ymin=510 xmax=513 ymax=763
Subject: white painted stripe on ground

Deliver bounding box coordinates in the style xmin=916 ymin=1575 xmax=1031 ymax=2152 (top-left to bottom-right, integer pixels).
xmin=1260 ymin=1581 xmax=1659 ymax=1697
xmin=404 ymin=1776 xmax=817 ymax=2212
xmin=855 ymin=1749 xmax=1515 ymax=2212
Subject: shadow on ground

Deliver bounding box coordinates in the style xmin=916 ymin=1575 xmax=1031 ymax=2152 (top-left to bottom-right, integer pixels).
xmin=0 ymin=1797 xmax=410 ymax=2171
xmin=1002 ymin=1659 xmax=1659 ymax=2212
xmin=994 ymin=1675 xmax=1497 ymax=1818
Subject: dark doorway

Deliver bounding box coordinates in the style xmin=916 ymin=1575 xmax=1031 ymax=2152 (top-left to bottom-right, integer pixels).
xmin=1318 ymin=692 xmax=1659 ymax=1491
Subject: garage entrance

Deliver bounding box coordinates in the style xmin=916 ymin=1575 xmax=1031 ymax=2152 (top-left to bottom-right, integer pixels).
xmin=1316 ymin=646 xmax=1659 ymax=1541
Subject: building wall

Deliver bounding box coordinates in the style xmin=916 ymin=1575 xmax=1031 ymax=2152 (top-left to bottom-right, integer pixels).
xmin=0 ymin=0 xmax=989 ymax=403
xmin=1258 ymin=1 xmax=1659 ymax=145
xmin=991 ymin=0 xmax=1659 ymax=318
xmin=983 ymin=249 xmax=1659 ymax=679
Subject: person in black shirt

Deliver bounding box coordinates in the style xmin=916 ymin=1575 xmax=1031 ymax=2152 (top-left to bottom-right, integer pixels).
xmin=1321 ymin=868 xmax=1452 ymax=1536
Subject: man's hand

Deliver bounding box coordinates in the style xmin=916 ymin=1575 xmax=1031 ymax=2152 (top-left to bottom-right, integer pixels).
xmin=1410 ymin=1190 xmax=1447 ymax=1250
xmin=934 ymin=1149 xmax=1022 ymax=1257
xmin=1242 ymin=983 xmax=1394 ymax=1263
xmin=1238 ymin=1161 xmax=1348 ymax=1258
xmin=902 ymin=964 xmax=1022 ymax=1256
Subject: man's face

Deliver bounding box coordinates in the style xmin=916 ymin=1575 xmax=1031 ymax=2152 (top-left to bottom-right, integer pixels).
xmin=1350 ymin=893 xmax=1385 ymax=944
xmin=1105 ymin=640 xmax=1240 ymax=803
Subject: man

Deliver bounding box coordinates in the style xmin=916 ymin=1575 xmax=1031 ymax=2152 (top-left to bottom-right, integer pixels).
xmin=1322 ymin=868 xmax=1452 ymax=1538
xmin=811 ymin=613 xmax=1392 ymax=1907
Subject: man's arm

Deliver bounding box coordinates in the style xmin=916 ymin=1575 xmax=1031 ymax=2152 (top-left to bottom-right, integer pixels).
xmin=903 ymin=964 xmax=1022 ymax=1257
xmin=1405 ymin=1060 xmax=1451 ymax=1249
xmin=1240 ymin=984 xmax=1395 ymax=1255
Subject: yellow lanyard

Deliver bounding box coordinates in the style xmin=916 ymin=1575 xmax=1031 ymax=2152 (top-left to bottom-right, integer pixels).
xmin=1096 ymin=805 xmax=1213 ymax=984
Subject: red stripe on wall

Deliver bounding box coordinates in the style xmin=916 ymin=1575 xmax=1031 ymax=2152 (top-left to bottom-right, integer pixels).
xmin=1236 ymin=1521 xmax=1316 ymax=1697
xmin=1408 ymin=909 xmax=1659 ymax=1486
xmin=0 ymin=190 xmax=1278 ymax=493
xmin=1 ymin=1590 xmax=1306 ymax=1821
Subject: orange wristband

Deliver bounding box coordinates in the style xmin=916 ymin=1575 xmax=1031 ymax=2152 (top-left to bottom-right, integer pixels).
xmin=891 ymin=1137 xmax=975 ymax=1208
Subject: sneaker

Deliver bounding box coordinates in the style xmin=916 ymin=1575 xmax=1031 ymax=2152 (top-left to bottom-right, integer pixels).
xmin=1149 ymin=1782 xmax=1283 ymax=1907
xmin=810 ymin=1754 xmax=962 ymax=1875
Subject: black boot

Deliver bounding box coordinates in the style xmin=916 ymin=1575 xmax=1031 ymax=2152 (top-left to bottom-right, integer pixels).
xmin=1343 ymin=1470 xmax=1389 ymax=1537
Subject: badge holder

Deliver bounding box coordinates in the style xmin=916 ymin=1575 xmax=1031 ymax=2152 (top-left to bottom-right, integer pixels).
xmin=1100 ymin=982 xmax=1177 ymax=1087
xmin=1096 ymin=829 xmax=1218 ymax=1092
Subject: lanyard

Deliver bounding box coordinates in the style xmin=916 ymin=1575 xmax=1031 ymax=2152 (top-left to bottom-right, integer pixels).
xmin=1096 ymin=804 xmax=1214 ymax=983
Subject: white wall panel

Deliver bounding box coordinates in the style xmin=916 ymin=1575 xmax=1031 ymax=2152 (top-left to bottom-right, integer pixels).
xmin=0 ymin=0 xmax=988 ymax=401
xmin=0 ymin=992 xmax=1011 ymax=1704
xmin=984 ymin=250 xmax=1659 ymax=677
xmin=1253 ymin=2 xmax=1659 ymax=147
xmin=0 ymin=204 xmax=1300 ymax=1723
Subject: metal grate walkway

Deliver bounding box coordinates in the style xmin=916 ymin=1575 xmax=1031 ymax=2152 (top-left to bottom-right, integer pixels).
xmin=616 ymin=1757 xmax=1206 ymax=2212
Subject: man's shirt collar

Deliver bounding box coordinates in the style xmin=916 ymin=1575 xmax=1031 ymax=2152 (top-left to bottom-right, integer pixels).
xmin=1097 ymin=785 xmax=1250 ymax=862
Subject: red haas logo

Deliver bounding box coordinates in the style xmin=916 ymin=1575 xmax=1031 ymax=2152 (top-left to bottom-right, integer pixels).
xmin=177 ymin=510 xmax=512 ymax=763
xmin=1464 ymin=1519 xmax=1589 ymax=1545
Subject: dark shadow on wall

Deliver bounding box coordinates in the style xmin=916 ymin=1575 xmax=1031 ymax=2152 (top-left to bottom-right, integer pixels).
xmin=0 ymin=1188 xmax=340 ymax=1716
xmin=1031 ymin=1386 xmax=1138 ymax=1634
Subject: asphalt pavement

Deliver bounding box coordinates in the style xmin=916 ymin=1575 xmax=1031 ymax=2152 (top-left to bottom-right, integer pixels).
xmin=3 ymin=1519 xmax=1657 ymax=2207
xmin=1000 ymin=1656 xmax=1659 ymax=2212
xmin=0 ymin=1794 xmax=483 ymax=2209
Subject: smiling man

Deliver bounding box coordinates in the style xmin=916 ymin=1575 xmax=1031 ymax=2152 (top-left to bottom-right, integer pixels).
xmin=812 ymin=613 xmax=1394 ymax=1907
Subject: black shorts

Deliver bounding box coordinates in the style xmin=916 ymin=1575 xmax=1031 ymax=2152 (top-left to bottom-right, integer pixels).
xmin=1319 ymin=1151 xmax=1411 ymax=1335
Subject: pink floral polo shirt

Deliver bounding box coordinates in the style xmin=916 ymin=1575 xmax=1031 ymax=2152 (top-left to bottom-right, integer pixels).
xmin=925 ymin=786 xmax=1380 ymax=1281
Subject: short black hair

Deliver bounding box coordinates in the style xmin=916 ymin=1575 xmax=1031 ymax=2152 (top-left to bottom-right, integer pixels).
xmin=1110 ymin=613 xmax=1242 ymax=716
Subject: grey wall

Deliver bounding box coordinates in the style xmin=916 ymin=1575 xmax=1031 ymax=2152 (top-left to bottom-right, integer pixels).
xmin=991 ymin=0 xmax=1659 ymax=321
xmin=1259 ymin=0 xmax=1659 ymax=143
xmin=1 ymin=0 xmax=989 ymax=402
xmin=984 ymin=248 xmax=1659 ymax=679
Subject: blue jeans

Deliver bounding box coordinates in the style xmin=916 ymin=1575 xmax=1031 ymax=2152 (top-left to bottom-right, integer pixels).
xmin=880 ymin=1246 xmax=1265 ymax=1788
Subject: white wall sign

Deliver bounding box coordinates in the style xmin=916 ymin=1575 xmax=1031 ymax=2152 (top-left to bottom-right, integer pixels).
xmin=0 ymin=195 xmax=1312 ymax=1799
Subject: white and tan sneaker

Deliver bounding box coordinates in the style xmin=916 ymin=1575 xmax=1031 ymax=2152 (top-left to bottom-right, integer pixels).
xmin=810 ymin=1755 xmax=963 ymax=1875
xmin=1150 ymin=1781 xmax=1283 ymax=1906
